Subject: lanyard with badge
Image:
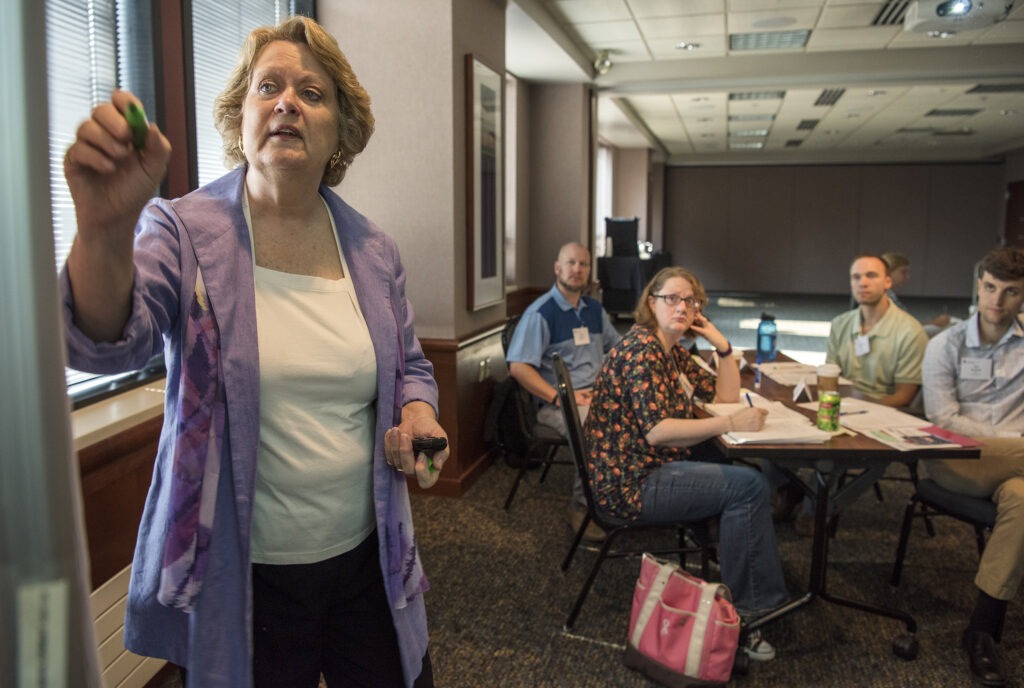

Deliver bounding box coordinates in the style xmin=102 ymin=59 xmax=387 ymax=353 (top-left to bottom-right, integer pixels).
xmin=572 ymin=306 xmax=591 ymax=346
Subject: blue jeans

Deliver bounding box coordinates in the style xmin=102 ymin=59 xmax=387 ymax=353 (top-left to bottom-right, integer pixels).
xmin=635 ymin=461 xmax=790 ymax=617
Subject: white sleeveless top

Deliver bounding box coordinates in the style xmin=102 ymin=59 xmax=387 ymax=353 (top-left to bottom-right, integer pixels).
xmin=246 ymin=196 xmax=378 ymax=565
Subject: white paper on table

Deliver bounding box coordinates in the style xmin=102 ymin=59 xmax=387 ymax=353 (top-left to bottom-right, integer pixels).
xmin=706 ymin=390 xmax=830 ymax=444
xmin=796 ymin=396 xmax=923 ymax=430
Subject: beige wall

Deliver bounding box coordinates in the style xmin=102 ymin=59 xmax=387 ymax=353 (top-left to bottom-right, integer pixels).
xmin=525 ymin=82 xmax=592 ymax=287
xmin=320 ymin=0 xmax=506 ymax=339
xmin=612 ymin=147 xmax=648 ymax=242
xmin=664 ymin=163 xmax=1005 ymax=298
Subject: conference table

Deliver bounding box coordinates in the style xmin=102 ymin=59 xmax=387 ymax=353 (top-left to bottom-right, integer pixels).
xmin=709 ymin=352 xmax=979 ymax=660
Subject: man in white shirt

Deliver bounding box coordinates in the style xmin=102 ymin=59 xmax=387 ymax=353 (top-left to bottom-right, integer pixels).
xmin=922 ymin=247 xmax=1024 ymax=688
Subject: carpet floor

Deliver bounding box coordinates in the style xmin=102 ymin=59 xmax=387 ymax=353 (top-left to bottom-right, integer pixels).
xmin=413 ymin=457 xmax=1021 ymax=687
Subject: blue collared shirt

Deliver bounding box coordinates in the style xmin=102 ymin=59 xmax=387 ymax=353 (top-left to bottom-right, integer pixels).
xmin=922 ymin=313 xmax=1024 ymax=437
xmin=506 ymin=284 xmax=621 ymax=398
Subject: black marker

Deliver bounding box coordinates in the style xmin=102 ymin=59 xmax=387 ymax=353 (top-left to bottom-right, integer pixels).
xmin=412 ymin=436 xmax=447 ymax=474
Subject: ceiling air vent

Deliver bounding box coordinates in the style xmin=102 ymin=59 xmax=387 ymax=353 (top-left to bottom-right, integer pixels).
xmin=729 ymin=91 xmax=786 ymax=100
xmin=797 ymin=119 xmax=820 ymax=130
xmin=872 ymin=0 xmax=910 ymax=26
xmin=926 ymin=108 xmax=982 ymax=117
xmin=933 ymin=129 xmax=975 ymax=136
xmin=785 ymin=140 xmax=804 ymax=147
xmin=967 ymin=84 xmax=1024 ymax=94
xmin=815 ymin=88 xmax=846 ymax=106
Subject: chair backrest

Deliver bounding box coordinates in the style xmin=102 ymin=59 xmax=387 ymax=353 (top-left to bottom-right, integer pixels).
xmin=501 ymin=314 xmax=521 ymax=358
xmin=553 ymin=353 xmax=617 ymax=527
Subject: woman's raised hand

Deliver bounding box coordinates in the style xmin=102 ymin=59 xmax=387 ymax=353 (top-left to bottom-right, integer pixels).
xmin=63 ymin=89 xmax=172 ymax=242
xmin=688 ymin=312 xmax=729 ymax=353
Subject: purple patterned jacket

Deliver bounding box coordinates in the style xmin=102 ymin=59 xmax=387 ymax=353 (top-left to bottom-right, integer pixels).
xmin=61 ymin=167 xmax=437 ymax=687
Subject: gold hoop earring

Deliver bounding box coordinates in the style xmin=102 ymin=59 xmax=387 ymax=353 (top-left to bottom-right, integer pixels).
xmin=328 ymin=150 xmax=342 ymax=169
xmin=237 ymin=136 xmax=245 ymax=156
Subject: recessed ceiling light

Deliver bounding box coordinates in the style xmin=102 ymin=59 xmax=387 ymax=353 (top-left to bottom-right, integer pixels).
xmin=676 ymin=42 xmax=702 ymax=50
xmin=926 ymin=30 xmax=957 ymax=38
xmin=730 ymin=129 xmax=769 ymax=138
xmin=728 ymin=114 xmax=776 ymax=122
xmin=867 ymin=90 xmax=887 ymax=97
xmin=729 ymin=141 xmax=765 ymax=149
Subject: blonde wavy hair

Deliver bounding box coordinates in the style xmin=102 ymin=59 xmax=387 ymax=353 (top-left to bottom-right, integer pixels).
xmin=634 ymin=267 xmax=707 ymax=331
xmin=213 ymin=16 xmax=374 ymax=186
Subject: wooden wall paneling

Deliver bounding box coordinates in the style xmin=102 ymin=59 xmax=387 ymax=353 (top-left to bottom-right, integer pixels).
xmin=726 ymin=167 xmax=794 ymax=292
xmin=858 ymin=166 xmax=929 ymax=261
xmin=417 ymin=326 xmax=505 ymax=497
xmin=665 ymin=168 xmax=732 ymax=291
xmin=78 ymin=415 xmax=162 ymax=590
xmin=789 ymin=167 xmax=861 ymax=294
xmin=923 ymin=164 xmax=1004 ymax=298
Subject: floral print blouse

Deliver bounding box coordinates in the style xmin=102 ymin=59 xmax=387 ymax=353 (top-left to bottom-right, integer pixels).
xmin=583 ymin=325 xmax=717 ymax=520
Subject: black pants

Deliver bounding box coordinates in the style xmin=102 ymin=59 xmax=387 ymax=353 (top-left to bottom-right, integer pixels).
xmin=181 ymin=530 xmax=433 ymax=688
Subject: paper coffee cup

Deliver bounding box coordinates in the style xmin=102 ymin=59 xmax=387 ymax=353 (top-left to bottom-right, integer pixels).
xmin=816 ymin=364 xmax=841 ymax=392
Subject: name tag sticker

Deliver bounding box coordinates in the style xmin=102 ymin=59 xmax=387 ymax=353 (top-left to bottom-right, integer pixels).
xmin=572 ymin=327 xmax=591 ymax=346
xmin=854 ymin=334 xmax=871 ymax=357
xmin=960 ymin=357 xmax=993 ymax=380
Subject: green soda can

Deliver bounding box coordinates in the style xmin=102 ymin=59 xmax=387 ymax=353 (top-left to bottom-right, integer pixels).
xmin=816 ymin=391 xmax=841 ymax=432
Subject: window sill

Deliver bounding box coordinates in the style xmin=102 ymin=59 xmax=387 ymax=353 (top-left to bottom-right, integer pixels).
xmin=71 ymin=379 xmax=166 ymax=452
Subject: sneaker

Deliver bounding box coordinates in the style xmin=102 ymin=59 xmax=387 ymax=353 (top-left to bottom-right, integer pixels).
xmin=743 ymin=630 xmax=776 ymax=661
xmin=565 ymin=504 xmax=607 ymax=543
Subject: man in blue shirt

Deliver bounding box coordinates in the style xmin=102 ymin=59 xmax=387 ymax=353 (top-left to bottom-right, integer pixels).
xmin=506 ymin=242 xmax=621 ymax=541
xmin=922 ymin=247 xmax=1024 ymax=688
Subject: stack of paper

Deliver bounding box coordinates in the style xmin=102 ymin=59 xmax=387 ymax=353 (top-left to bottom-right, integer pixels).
xmin=795 ymin=397 xmax=981 ymax=452
xmin=705 ymin=391 xmax=831 ymax=444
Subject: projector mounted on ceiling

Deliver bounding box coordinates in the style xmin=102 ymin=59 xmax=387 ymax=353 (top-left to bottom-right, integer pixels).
xmin=904 ymin=0 xmax=1012 ymax=33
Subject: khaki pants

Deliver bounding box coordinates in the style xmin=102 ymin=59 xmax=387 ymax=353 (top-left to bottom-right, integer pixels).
xmin=925 ymin=437 xmax=1024 ymax=600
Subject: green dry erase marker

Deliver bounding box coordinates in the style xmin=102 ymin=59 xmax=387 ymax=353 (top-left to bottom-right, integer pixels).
xmin=125 ymin=102 xmax=149 ymax=150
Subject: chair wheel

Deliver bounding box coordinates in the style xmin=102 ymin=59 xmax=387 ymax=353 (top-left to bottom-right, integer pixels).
xmin=892 ymin=633 xmax=919 ymax=661
xmin=732 ymin=651 xmax=750 ymax=675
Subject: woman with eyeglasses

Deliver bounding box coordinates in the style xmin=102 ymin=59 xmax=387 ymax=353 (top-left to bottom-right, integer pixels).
xmin=583 ymin=266 xmax=790 ymax=661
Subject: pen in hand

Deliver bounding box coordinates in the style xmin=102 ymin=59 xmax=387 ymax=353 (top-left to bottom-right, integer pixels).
xmin=745 ymin=393 xmax=754 ymax=408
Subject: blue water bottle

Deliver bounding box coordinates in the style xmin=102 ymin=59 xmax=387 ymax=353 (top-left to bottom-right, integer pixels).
xmin=757 ymin=313 xmax=777 ymax=362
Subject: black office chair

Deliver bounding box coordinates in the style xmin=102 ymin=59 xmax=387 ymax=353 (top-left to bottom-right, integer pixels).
xmin=552 ymin=353 xmax=712 ymax=630
xmin=890 ymin=478 xmax=996 ymax=587
xmin=500 ymin=315 xmax=570 ymax=511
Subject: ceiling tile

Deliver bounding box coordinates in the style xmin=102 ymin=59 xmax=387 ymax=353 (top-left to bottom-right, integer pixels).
xmin=647 ymin=36 xmax=729 ymax=58
xmin=636 ymin=14 xmax=725 ymax=38
xmin=599 ymin=40 xmax=655 ymax=62
xmin=574 ymin=20 xmax=644 ymax=43
xmin=553 ymin=0 xmax=632 ymax=23
xmin=627 ymin=0 xmax=726 ymax=17
xmin=817 ymin=3 xmax=883 ymax=28
xmin=806 ymin=25 xmax=900 ymax=49
xmin=728 ymin=7 xmax=821 ymax=33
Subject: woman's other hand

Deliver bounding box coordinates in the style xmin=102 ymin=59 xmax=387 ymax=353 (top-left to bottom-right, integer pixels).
xmin=384 ymin=417 xmax=449 ymax=489
xmin=64 ymin=89 xmax=172 ymax=241
xmin=729 ymin=407 xmax=768 ymax=432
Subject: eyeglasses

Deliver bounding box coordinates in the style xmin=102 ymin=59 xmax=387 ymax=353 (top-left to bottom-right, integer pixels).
xmin=651 ymin=293 xmax=702 ymax=310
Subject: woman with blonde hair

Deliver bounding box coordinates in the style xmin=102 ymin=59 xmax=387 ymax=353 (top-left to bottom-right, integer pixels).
xmin=61 ymin=16 xmax=440 ymax=688
xmin=584 ymin=267 xmax=789 ymax=660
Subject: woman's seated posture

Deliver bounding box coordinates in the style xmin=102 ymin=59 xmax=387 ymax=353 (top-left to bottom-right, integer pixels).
xmin=583 ymin=267 xmax=789 ymax=660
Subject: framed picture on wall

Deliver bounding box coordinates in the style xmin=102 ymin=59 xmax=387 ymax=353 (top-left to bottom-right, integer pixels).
xmin=465 ymin=54 xmax=504 ymax=311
